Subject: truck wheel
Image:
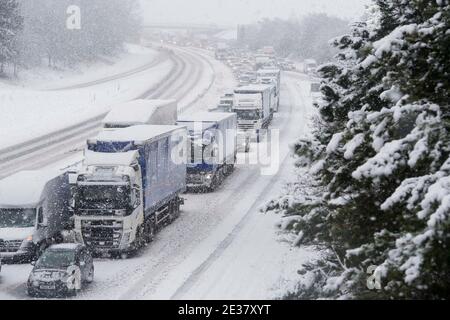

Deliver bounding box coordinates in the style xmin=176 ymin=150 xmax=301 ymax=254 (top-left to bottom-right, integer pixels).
xmin=208 ymin=176 xmax=219 ymax=192
xmin=35 ymin=241 xmax=47 ymax=259
xmin=173 ymin=199 xmax=181 ymax=219
xmin=144 ymin=218 xmax=155 ymax=243
xmin=132 ymin=225 xmax=145 ymax=251
xmin=86 ymin=266 xmax=94 ymax=283
xmin=168 ymin=201 xmax=180 ymax=223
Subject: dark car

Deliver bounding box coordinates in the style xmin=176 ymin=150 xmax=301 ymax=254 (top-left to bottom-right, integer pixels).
xmin=27 ymin=243 xmax=94 ymax=297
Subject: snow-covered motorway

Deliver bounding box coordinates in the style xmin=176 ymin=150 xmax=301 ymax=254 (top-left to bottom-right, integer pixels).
xmin=0 ymin=70 xmax=316 ymax=299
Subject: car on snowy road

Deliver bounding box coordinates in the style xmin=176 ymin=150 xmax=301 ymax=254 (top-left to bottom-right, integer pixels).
xmin=27 ymin=243 xmax=94 ymax=298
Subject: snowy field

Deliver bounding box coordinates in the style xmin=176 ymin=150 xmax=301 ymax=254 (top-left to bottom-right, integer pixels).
xmin=0 ymin=69 xmax=317 ymax=300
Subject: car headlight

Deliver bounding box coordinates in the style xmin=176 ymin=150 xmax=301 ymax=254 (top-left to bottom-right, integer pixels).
xmin=29 ymin=273 xmax=41 ymax=287
xmin=55 ymin=271 xmax=68 ymax=280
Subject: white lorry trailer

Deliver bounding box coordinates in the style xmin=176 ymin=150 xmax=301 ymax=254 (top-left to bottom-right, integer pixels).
xmin=257 ymin=68 xmax=281 ymax=112
xmin=233 ymin=84 xmax=274 ymax=143
xmin=72 ymin=125 xmax=187 ymax=257
xmin=102 ymin=99 xmax=178 ymax=129
xmin=0 ymin=170 xmax=71 ymax=263
xmin=216 ymin=93 xmax=234 ymax=113
xmin=177 ymin=112 xmax=237 ymax=192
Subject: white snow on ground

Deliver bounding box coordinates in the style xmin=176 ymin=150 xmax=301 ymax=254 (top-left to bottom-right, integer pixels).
xmin=12 ymin=44 xmax=160 ymax=90
xmin=0 ymin=45 xmax=172 ymax=150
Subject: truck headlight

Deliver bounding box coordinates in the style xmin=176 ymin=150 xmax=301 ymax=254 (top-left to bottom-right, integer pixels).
xmin=114 ymin=210 xmax=127 ymax=216
xmin=20 ymin=236 xmax=34 ymax=251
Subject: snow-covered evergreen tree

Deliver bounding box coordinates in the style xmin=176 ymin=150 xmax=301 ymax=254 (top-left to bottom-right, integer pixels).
xmin=268 ymin=0 xmax=450 ymax=299
xmin=0 ymin=0 xmax=22 ymax=73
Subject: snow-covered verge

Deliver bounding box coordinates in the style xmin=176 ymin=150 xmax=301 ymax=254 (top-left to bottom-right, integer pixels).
xmin=0 ymin=44 xmax=173 ymax=150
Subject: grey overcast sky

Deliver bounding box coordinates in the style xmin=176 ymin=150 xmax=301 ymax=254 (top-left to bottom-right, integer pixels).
xmin=140 ymin=0 xmax=371 ymax=26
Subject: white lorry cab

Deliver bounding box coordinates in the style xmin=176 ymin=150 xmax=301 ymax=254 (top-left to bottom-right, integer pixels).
xmin=73 ymin=125 xmax=187 ymax=257
xmin=304 ymin=59 xmax=318 ymax=74
xmin=233 ymin=84 xmax=274 ymax=142
xmin=177 ymin=112 xmax=237 ymax=191
xmin=0 ymin=170 xmax=72 ymax=263
xmin=255 ymin=54 xmax=271 ymax=66
xmin=102 ymin=99 xmax=178 ymax=129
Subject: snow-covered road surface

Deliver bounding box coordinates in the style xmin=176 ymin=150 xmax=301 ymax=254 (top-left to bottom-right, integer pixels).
xmin=0 ymin=72 xmax=316 ymax=300
xmin=0 ymin=45 xmax=216 ymax=180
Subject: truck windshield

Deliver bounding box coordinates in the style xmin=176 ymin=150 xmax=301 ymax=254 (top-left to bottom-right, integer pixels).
xmin=0 ymin=208 xmax=36 ymax=228
xmin=235 ymin=110 xmax=261 ymax=120
xmin=76 ymin=185 xmax=130 ymax=210
xmin=36 ymin=250 xmax=75 ymax=269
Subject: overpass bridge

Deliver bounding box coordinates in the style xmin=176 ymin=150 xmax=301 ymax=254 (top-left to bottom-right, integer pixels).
xmin=143 ymin=23 xmax=230 ymax=33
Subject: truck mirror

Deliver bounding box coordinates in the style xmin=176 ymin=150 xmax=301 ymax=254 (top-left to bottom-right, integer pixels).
xmin=37 ymin=207 xmax=44 ymax=224
xmin=38 ymin=222 xmax=48 ymax=229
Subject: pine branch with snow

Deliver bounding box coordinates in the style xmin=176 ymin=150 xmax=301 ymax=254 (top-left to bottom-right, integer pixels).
xmin=268 ymin=0 xmax=450 ymax=299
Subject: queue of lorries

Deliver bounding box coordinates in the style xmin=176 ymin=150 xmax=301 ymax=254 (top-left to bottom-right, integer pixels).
xmin=0 ymin=47 xmax=282 ymax=298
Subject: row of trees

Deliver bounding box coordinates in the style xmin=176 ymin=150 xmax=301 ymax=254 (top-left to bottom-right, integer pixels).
xmin=0 ymin=0 xmax=22 ymax=73
xmin=238 ymin=14 xmax=349 ymax=62
xmin=0 ymin=0 xmax=140 ymax=75
xmin=267 ymin=0 xmax=450 ymax=299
